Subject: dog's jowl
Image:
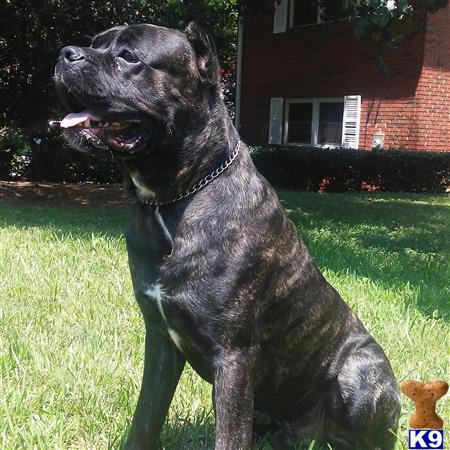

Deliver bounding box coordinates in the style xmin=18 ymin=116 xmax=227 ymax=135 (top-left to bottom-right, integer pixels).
xmin=54 ymin=23 xmax=401 ymax=450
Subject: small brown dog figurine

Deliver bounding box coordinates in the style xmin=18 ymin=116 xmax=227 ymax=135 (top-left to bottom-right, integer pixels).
xmin=401 ymin=380 xmax=448 ymax=429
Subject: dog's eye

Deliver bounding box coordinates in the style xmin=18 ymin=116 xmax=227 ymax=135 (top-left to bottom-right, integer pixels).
xmin=118 ymin=49 xmax=140 ymax=64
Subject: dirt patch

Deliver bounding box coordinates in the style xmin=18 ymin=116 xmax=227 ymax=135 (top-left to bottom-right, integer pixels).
xmin=0 ymin=181 xmax=134 ymax=208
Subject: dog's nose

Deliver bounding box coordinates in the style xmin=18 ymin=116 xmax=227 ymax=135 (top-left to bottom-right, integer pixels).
xmin=60 ymin=46 xmax=86 ymax=63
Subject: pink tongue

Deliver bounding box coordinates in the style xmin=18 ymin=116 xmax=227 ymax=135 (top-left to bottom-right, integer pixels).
xmin=60 ymin=111 xmax=101 ymax=128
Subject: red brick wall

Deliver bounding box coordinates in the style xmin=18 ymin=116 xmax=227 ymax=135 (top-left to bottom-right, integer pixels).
xmin=413 ymin=6 xmax=450 ymax=149
xmin=239 ymin=0 xmax=450 ymax=150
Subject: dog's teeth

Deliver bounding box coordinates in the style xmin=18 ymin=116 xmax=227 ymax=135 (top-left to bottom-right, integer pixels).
xmin=84 ymin=119 xmax=91 ymax=128
xmin=48 ymin=120 xmax=61 ymax=129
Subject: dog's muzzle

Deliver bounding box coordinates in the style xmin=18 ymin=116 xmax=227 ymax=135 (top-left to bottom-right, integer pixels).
xmin=54 ymin=46 xmax=157 ymax=157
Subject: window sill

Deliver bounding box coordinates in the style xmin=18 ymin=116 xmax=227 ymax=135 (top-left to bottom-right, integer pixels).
xmin=289 ymin=18 xmax=349 ymax=31
xmin=284 ymin=142 xmax=341 ymax=149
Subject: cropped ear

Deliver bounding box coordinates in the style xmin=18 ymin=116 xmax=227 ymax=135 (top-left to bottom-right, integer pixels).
xmin=185 ymin=22 xmax=220 ymax=88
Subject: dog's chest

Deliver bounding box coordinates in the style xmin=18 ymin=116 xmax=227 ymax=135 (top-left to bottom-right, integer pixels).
xmin=127 ymin=205 xmax=213 ymax=379
xmin=142 ymin=283 xmax=184 ymax=352
xmin=140 ymin=281 xmax=212 ymax=380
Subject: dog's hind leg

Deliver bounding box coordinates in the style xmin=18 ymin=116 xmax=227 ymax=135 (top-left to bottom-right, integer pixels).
xmin=328 ymin=341 xmax=401 ymax=450
xmin=125 ymin=324 xmax=185 ymax=450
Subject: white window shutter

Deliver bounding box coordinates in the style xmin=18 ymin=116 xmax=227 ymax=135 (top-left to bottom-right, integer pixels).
xmin=342 ymin=95 xmax=361 ymax=148
xmin=273 ymin=0 xmax=288 ymax=34
xmin=269 ymin=97 xmax=284 ymax=144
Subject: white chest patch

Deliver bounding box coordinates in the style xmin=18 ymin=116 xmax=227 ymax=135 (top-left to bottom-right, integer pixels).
xmin=143 ymin=283 xmax=183 ymax=352
xmin=167 ymin=329 xmax=184 ymax=352
xmin=144 ymin=283 xmax=166 ymax=319
xmin=130 ymin=171 xmax=156 ymax=203
xmin=155 ymin=207 xmax=173 ymax=245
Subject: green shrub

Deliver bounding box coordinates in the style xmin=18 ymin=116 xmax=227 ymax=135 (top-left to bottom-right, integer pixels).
xmin=0 ymin=127 xmax=31 ymax=180
xmin=251 ymin=146 xmax=450 ymax=193
xmin=30 ymin=134 xmax=121 ymax=184
xmin=0 ymin=128 xmax=120 ymax=183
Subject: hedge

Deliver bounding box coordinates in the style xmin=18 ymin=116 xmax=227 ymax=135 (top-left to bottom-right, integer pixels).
xmin=0 ymin=128 xmax=120 ymax=184
xmin=27 ymin=137 xmax=121 ymax=184
xmin=251 ymin=146 xmax=450 ymax=193
xmin=2 ymin=130 xmax=450 ymax=193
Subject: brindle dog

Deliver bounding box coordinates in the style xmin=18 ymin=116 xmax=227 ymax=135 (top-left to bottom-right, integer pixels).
xmin=54 ymin=23 xmax=401 ymax=450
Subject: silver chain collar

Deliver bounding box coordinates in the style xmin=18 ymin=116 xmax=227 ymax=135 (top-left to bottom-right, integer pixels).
xmin=146 ymin=140 xmax=241 ymax=207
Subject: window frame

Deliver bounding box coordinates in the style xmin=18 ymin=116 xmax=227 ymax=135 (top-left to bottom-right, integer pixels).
xmin=289 ymin=0 xmax=348 ymax=29
xmin=289 ymin=0 xmax=322 ymax=28
xmin=284 ymin=97 xmax=345 ymax=147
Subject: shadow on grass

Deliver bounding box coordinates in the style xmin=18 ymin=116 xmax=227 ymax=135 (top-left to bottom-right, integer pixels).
xmin=279 ymin=191 xmax=450 ymax=321
xmin=112 ymin=419 xmax=216 ymax=450
xmin=1 ymin=192 xmax=448 ymax=321
xmin=161 ymin=421 xmax=215 ymax=450
xmin=116 ymin=420 xmax=328 ymax=450
xmin=0 ymin=205 xmax=130 ymax=239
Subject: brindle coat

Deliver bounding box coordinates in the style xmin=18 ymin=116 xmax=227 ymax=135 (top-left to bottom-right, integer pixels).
xmin=54 ymin=22 xmax=401 ymax=450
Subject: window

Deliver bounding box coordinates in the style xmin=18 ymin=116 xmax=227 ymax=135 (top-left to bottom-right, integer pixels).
xmin=284 ymin=98 xmax=346 ymax=147
xmin=318 ymin=102 xmax=344 ymax=145
xmin=292 ymin=0 xmax=319 ymax=27
xmin=290 ymin=0 xmax=347 ymax=27
xmin=287 ymin=102 xmax=313 ymax=143
xmin=268 ymin=96 xmax=361 ymax=148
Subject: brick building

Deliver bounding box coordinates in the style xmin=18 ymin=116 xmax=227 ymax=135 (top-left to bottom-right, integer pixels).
xmin=236 ymin=0 xmax=450 ymax=150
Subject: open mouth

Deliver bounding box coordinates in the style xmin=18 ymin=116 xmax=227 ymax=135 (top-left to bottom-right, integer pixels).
xmin=60 ymin=110 xmax=155 ymax=153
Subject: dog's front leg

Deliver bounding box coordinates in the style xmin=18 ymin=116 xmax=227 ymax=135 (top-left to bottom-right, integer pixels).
xmin=213 ymin=350 xmax=255 ymax=450
xmin=126 ymin=325 xmax=185 ymax=450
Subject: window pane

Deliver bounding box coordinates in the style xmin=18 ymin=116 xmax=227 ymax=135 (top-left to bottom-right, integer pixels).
xmin=293 ymin=0 xmax=318 ymax=26
xmin=322 ymin=0 xmax=348 ymax=21
xmin=288 ymin=103 xmax=313 ymax=144
xmin=336 ymin=0 xmax=348 ymax=19
xmin=318 ymin=102 xmax=344 ymax=145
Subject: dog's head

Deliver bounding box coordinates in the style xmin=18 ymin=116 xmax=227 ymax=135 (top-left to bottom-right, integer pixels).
xmin=54 ymin=23 xmax=220 ymax=158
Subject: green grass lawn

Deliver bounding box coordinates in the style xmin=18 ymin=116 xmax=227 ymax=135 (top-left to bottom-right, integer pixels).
xmin=0 ymin=192 xmax=449 ymax=449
